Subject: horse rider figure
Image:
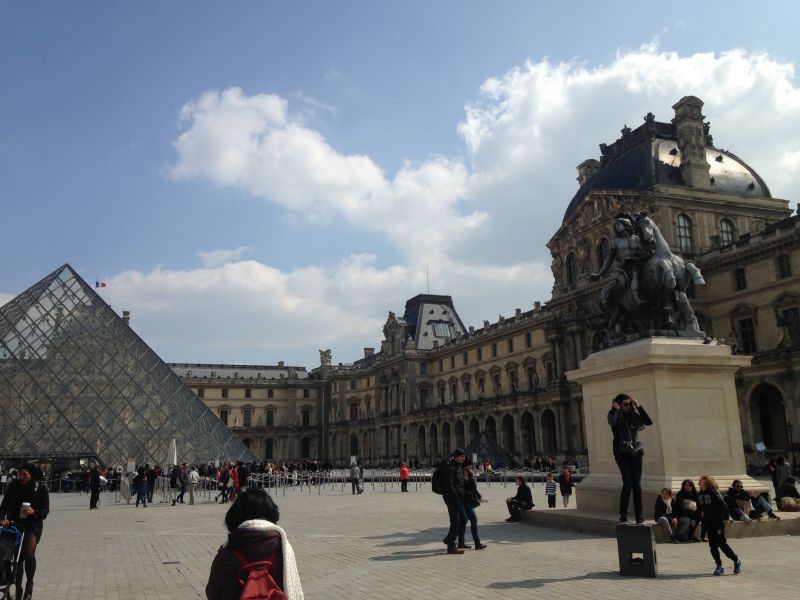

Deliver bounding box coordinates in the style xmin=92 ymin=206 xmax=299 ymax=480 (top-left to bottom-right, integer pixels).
xmin=591 ymin=211 xmax=645 ymax=309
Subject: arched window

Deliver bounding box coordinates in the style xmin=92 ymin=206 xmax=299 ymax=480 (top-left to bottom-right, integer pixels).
xmin=566 ymin=252 xmax=578 ymax=287
xmin=720 ymin=218 xmax=735 ymax=245
xmin=676 ymin=214 xmax=694 ymax=254
xmin=596 ymin=238 xmax=610 ymax=271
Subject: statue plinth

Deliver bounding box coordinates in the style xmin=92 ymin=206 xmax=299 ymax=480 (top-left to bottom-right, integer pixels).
xmin=567 ymin=337 xmax=764 ymax=514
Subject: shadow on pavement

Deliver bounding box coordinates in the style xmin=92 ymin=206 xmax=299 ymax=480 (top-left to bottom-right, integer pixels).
xmin=370 ymin=549 xmax=444 ymax=561
xmin=487 ymin=570 xmax=711 ymax=588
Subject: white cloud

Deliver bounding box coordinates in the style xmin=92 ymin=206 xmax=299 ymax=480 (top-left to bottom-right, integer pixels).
xmin=198 ymin=246 xmax=252 ymax=268
xmin=103 ymin=255 xmax=549 ymax=366
xmin=168 ymin=87 xmax=485 ymax=261
xmin=149 ymin=44 xmax=800 ymax=364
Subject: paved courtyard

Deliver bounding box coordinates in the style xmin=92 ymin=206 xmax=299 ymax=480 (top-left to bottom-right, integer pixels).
xmin=30 ymin=479 xmax=799 ymax=599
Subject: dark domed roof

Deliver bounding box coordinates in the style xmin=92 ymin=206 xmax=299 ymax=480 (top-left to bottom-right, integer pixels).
xmin=563 ymin=118 xmax=771 ymax=223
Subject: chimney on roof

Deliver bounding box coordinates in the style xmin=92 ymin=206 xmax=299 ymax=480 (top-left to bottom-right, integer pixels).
xmin=364 ymin=348 xmax=374 ymax=358
xmin=576 ymin=159 xmax=601 ymax=186
xmin=672 ymin=96 xmax=711 ymax=189
xmin=122 ymin=310 xmax=130 ymax=325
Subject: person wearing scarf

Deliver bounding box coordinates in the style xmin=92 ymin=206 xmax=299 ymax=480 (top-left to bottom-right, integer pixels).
xmin=608 ymin=393 xmax=652 ymax=524
xmin=206 ymin=488 xmax=303 ymax=599
xmin=0 ymin=463 xmax=50 ymax=600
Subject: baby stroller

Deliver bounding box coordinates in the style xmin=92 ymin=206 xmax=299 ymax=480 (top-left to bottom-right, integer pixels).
xmin=0 ymin=526 xmax=24 ymax=600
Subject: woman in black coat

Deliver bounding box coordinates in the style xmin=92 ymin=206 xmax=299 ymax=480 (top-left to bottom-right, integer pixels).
xmin=0 ymin=464 xmax=50 ymax=600
xmin=206 ymin=488 xmax=303 ymax=599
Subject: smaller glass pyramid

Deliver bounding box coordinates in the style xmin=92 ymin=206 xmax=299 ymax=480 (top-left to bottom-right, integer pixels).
xmin=0 ymin=264 xmax=254 ymax=466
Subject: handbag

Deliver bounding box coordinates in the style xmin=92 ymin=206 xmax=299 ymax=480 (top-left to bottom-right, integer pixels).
xmin=780 ymin=497 xmax=800 ymax=511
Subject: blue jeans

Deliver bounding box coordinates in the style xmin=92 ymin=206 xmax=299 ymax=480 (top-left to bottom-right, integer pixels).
xmin=616 ymin=453 xmax=643 ymax=520
xmin=752 ymin=495 xmax=772 ymax=516
xmin=463 ymin=504 xmax=481 ymax=545
xmin=443 ymin=494 xmax=466 ymax=546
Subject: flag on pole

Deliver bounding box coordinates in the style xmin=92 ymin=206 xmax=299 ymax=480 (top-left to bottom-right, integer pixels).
xmin=95 ymin=281 xmax=107 ymax=288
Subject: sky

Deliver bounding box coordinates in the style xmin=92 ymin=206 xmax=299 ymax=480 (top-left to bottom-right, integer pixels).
xmin=2 ymin=2 xmax=800 ymax=367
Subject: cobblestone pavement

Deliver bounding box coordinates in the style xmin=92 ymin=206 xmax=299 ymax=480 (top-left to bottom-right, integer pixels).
xmin=31 ymin=479 xmax=798 ymax=599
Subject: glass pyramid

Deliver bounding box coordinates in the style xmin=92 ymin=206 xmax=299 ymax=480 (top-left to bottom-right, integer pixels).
xmin=0 ymin=264 xmax=254 ymax=467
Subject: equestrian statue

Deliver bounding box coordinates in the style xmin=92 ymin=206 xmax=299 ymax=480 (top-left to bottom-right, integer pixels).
xmin=590 ymin=211 xmax=708 ymax=343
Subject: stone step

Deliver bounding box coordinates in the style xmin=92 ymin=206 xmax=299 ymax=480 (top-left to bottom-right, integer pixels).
xmin=520 ymin=508 xmax=800 ymax=541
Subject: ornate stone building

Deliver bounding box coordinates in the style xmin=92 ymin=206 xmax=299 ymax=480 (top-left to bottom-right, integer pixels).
xmin=177 ymin=96 xmax=800 ymax=468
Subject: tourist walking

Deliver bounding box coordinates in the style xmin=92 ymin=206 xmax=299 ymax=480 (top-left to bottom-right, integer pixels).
xmin=698 ymin=475 xmax=741 ymax=576
xmin=441 ymin=449 xmax=467 ymax=554
xmin=0 ymin=463 xmax=50 ymax=600
xmin=206 ymin=488 xmax=303 ymax=599
xmin=545 ymin=473 xmax=558 ymax=508
xmin=89 ymin=466 xmax=101 ymax=510
xmin=188 ymin=465 xmax=200 ymax=505
xmin=558 ymin=465 xmax=574 ymax=508
xmin=608 ymin=393 xmax=652 ymax=524
xmin=399 ymin=462 xmax=410 ymax=492
xmin=134 ymin=467 xmax=148 ymax=508
xmin=505 ymin=475 xmax=533 ymax=522
xmin=461 ymin=460 xmax=487 ymax=550
xmin=349 ymin=463 xmax=363 ymax=495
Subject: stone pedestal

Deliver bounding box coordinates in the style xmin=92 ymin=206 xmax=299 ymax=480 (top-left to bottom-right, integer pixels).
xmin=567 ymin=337 xmax=763 ymax=516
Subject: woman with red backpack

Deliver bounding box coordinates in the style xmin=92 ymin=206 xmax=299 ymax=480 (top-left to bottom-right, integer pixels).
xmin=206 ymin=488 xmax=303 ymax=599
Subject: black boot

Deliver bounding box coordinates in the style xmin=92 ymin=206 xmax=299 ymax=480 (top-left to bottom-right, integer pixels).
xmin=23 ymin=582 xmax=32 ymax=600
xmin=15 ymin=586 xmax=22 ymax=600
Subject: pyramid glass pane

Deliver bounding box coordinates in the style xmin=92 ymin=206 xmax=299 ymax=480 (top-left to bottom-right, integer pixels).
xmin=0 ymin=264 xmax=254 ymax=466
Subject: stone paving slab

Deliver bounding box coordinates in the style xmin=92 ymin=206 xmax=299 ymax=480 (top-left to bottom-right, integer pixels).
xmin=27 ymin=479 xmax=800 ymax=599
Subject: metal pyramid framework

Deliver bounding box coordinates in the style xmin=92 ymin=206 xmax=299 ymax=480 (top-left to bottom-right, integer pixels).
xmin=464 ymin=431 xmax=513 ymax=468
xmin=0 ymin=264 xmax=254 ymax=466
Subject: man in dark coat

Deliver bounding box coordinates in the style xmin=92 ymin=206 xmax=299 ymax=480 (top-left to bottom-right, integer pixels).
xmin=89 ymin=467 xmax=101 ymax=509
xmin=442 ymin=449 xmax=467 ymax=555
xmin=505 ymin=475 xmax=533 ymax=521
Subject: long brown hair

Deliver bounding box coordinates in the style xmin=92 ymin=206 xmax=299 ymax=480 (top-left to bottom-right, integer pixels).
xmin=699 ymin=475 xmax=718 ymax=491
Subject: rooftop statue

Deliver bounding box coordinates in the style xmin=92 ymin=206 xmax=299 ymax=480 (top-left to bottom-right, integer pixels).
xmin=591 ymin=211 xmax=708 ymax=343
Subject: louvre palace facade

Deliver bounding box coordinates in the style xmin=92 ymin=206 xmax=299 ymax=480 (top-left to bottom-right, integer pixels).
xmin=173 ymin=96 xmax=799 ymax=469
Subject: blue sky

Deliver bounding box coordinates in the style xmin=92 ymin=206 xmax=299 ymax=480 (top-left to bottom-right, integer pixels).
xmin=2 ymin=2 xmax=800 ymax=366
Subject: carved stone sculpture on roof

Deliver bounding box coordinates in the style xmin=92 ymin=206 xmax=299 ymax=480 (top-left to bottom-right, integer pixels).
xmin=589 ymin=210 xmax=709 ymax=344
xmin=319 ymin=348 xmax=332 ymax=366
xmin=483 ymin=320 xmax=491 ymax=329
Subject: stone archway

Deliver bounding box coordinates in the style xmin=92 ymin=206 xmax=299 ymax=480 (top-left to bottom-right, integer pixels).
xmin=501 ymin=414 xmax=516 ymax=455
xmin=350 ymin=434 xmax=359 ymax=457
xmin=417 ymin=425 xmax=426 ymax=459
xmin=750 ymin=383 xmax=789 ymax=449
xmin=485 ymin=416 xmax=497 ymax=443
xmin=441 ymin=421 xmax=451 ymax=456
xmin=521 ymin=411 xmax=535 ymax=457
xmin=455 ymin=420 xmax=465 ymax=449
xmin=469 ymin=418 xmax=480 ymax=444
xmin=541 ymin=409 xmax=557 ymax=455
xmin=429 ymin=423 xmax=439 ymax=459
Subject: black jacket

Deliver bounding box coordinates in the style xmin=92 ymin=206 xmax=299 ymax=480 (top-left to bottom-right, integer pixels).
xmin=464 ymin=475 xmax=482 ymax=508
xmin=608 ymin=405 xmax=652 ymax=457
xmin=698 ymin=489 xmax=730 ymax=526
xmin=513 ymin=482 xmax=533 ymax=506
xmin=675 ymin=489 xmax=699 ymax=520
xmin=206 ymin=526 xmax=283 ymax=600
xmin=653 ymin=496 xmax=676 ymax=521
xmin=0 ymin=479 xmax=49 ymax=540
xmin=443 ymin=460 xmax=465 ymax=498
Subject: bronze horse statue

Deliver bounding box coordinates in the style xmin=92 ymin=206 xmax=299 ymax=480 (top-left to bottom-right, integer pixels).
xmin=634 ymin=211 xmax=707 ymax=339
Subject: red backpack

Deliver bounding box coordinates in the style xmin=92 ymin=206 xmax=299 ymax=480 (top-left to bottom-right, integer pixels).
xmin=232 ymin=550 xmax=287 ymax=600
